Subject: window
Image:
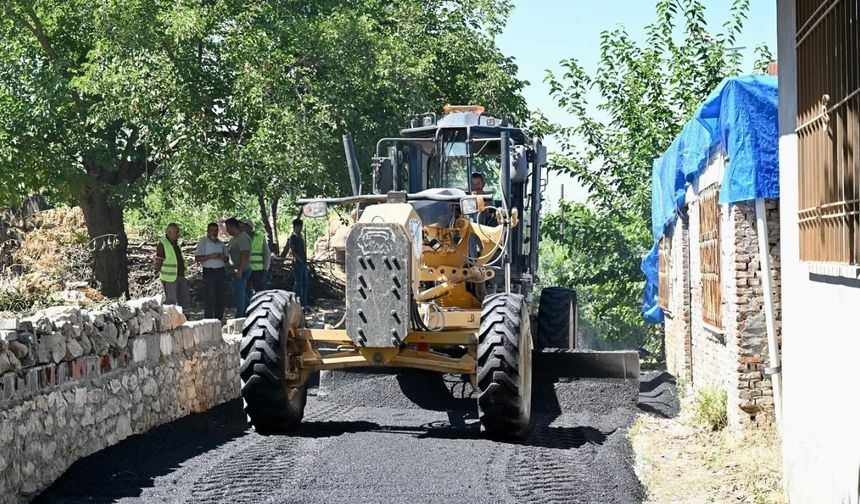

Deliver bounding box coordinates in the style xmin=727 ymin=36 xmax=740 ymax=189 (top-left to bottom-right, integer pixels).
xmin=796 ymin=0 xmax=860 ymax=263
xmin=699 ymin=186 xmax=722 ymax=328
xmin=658 ymin=235 xmax=671 ymax=310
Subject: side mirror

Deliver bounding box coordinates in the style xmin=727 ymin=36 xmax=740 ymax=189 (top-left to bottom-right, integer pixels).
xmin=511 ymin=145 xmax=529 ymax=182
xmin=535 ymin=144 xmax=548 ymax=167
xmin=302 ymin=201 xmax=328 ymax=219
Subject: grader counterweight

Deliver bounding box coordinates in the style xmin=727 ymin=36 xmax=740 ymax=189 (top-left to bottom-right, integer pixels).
xmin=239 ymin=105 xmax=638 ymax=438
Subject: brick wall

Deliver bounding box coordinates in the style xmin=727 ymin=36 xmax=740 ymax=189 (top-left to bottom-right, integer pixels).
xmin=664 ymin=217 xmax=691 ymax=382
xmin=668 ymin=196 xmax=781 ymax=429
xmin=729 ymin=200 xmax=781 ymax=424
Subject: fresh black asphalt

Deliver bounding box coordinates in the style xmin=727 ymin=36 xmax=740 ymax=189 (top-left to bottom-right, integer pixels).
xmin=36 ymin=370 xmax=679 ymax=503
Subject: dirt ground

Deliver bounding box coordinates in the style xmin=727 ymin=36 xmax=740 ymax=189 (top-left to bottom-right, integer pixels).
xmin=630 ymin=381 xmax=784 ymax=504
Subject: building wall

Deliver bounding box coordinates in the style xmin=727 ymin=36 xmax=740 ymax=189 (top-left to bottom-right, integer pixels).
xmin=664 ymin=217 xmax=691 ymax=381
xmin=668 ymin=156 xmax=780 ymax=429
xmin=777 ymin=1 xmax=860 ymax=501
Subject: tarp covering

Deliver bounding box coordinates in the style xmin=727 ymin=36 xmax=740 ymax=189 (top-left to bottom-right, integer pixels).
xmin=641 ymin=75 xmax=778 ymax=324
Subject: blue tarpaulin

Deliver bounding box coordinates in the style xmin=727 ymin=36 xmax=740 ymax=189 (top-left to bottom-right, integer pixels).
xmin=641 ymin=75 xmax=778 ymax=324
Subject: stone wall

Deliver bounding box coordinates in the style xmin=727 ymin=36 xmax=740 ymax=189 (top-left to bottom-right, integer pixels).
xmin=669 ymin=194 xmax=781 ymax=429
xmin=0 ymin=298 xmax=241 ymax=503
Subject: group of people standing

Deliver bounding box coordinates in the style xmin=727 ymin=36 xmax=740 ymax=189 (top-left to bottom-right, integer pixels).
xmin=154 ymin=217 xmax=308 ymax=320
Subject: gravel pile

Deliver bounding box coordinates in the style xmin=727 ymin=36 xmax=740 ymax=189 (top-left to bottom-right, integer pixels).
xmin=38 ymin=368 xmax=651 ymax=504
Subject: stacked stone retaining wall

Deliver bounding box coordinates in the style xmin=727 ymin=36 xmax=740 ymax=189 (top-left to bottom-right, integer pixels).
xmin=0 ymin=298 xmax=241 ymax=503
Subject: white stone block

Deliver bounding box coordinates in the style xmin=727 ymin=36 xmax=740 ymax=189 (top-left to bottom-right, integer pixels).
xmin=132 ymin=338 xmax=147 ymax=363
xmin=0 ymin=318 xmax=18 ymax=331
xmin=159 ymin=333 xmax=172 ymax=358
xmin=181 ymin=326 xmax=194 ymax=351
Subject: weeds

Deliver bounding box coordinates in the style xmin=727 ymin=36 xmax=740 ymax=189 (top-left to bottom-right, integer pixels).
xmin=692 ymin=386 xmax=728 ymax=431
xmin=0 ymin=285 xmax=49 ymax=315
xmin=676 ymin=374 xmax=689 ymax=398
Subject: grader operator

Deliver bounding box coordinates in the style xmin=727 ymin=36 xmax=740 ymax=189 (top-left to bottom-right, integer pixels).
xmin=239 ymin=105 xmax=637 ymax=438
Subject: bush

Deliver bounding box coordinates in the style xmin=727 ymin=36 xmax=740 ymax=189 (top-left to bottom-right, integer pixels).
xmin=692 ymin=386 xmax=728 ymax=431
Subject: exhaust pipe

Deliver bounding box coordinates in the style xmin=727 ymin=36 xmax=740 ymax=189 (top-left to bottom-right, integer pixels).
xmin=343 ymin=133 xmax=362 ymax=197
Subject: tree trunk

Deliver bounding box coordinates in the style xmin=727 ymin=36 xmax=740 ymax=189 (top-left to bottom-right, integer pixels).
xmin=79 ymin=186 xmax=130 ymax=298
xmin=258 ymin=194 xmax=279 ymax=252
xmin=270 ymin=197 xmax=280 ymax=253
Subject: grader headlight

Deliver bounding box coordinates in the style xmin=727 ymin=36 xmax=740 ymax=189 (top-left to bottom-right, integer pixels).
xmin=302 ymin=201 xmax=328 ymax=219
xmin=459 ymin=196 xmax=479 ymax=216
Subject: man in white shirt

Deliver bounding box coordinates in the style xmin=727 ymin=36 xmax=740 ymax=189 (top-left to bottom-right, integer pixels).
xmin=195 ymin=222 xmax=229 ymax=320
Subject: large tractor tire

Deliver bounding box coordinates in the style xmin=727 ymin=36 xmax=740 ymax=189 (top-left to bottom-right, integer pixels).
xmin=476 ymin=293 xmax=533 ymax=438
xmin=240 ymin=290 xmax=308 ymax=434
xmin=537 ymin=287 xmax=577 ymax=349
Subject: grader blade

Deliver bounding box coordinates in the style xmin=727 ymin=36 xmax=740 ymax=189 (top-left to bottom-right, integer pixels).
xmin=532 ymin=349 xmax=640 ymax=380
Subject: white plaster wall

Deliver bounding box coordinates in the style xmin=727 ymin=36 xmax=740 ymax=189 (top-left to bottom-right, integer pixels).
xmin=777 ymin=1 xmax=860 ymax=501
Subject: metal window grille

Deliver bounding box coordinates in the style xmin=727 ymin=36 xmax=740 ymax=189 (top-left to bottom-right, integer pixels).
xmin=796 ymin=0 xmax=860 ymax=263
xmin=658 ymin=235 xmax=671 ymax=310
xmin=699 ymin=186 xmax=722 ymax=328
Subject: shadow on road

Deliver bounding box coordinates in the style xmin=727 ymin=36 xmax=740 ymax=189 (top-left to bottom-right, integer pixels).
xmin=637 ymin=371 xmax=680 ymax=418
xmin=284 ymin=374 xmax=618 ymax=450
xmin=34 ymin=399 xmax=248 ymax=504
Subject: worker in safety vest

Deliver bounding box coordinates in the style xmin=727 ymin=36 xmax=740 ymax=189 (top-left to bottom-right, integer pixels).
xmin=154 ymin=223 xmax=190 ymax=310
xmin=242 ymin=218 xmax=271 ymax=294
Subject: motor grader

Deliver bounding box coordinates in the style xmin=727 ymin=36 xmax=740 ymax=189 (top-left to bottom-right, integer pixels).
xmin=239 ymin=105 xmax=638 ymax=438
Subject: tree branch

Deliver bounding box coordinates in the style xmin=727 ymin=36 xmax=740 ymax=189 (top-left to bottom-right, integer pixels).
xmin=118 ymin=126 xmax=141 ymax=182
xmin=19 ymin=4 xmax=86 ymax=121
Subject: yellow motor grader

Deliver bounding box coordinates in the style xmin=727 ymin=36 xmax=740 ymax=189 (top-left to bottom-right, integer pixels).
xmin=239 ymin=105 xmax=638 ymax=438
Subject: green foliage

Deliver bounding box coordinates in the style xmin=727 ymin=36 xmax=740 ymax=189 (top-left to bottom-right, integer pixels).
xmin=300 ymin=216 xmax=329 ymax=256
xmin=752 ymin=43 xmax=775 ymax=75
xmin=541 ymin=201 xmax=660 ymax=348
xmin=692 ymin=386 xmax=728 ymax=431
xmin=124 ymin=185 xmax=257 ymax=242
xmin=0 ymin=0 xmax=527 ymax=294
xmin=540 ymin=0 xmax=761 ymax=349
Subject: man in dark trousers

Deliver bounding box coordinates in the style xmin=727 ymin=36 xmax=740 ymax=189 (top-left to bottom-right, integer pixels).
xmin=283 ymin=218 xmax=309 ymax=311
xmin=224 ymin=217 xmax=252 ymax=318
xmin=194 ymin=222 xmax=229 ymax=320
xmin=155 ymin=223 xmax=190 ymax=310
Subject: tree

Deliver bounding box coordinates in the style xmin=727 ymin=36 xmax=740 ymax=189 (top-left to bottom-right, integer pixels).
xmin=540 ymin=0 xmax=758 ymax=347
xmin=193 ymin=0 xmax=529 ymax=250
xmin=0 ymin=0 xmax=527 ymax=296
xmin=0 ymin=1 xmax=242 ymax=296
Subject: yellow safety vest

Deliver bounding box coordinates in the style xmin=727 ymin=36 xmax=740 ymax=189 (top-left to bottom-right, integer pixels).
xmin=160 ymin=238 xmax=179 ymax=282
xmin=250 ymin=233 xmax=265 ymax=271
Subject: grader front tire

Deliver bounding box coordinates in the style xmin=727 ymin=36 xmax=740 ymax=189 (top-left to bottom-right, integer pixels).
xmin=476 ymin=293 xmax=533 ymax=438
xmin=240 ymin=290 xmax=307 ymax=435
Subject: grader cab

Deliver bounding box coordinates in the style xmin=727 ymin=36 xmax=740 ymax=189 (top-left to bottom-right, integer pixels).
xmin=239 ymin=105 xmax=638 ymax=438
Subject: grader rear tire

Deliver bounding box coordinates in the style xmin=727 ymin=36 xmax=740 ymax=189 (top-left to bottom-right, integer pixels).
xmin=537 ymin=287 xmax=576 ymax=349
xmin=240 ymin=290 xmax=307 ymax=434
xmin=476 ymin=293 xmax=533 ymax=438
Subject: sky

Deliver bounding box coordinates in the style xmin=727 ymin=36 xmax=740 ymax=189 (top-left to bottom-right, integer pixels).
xmin=496 ymin=0 xmax=778 ymax=209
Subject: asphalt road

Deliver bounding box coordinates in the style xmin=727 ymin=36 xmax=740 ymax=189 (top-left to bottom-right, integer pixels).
xmin=36 ymin=370 xmax=678 ymax=504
